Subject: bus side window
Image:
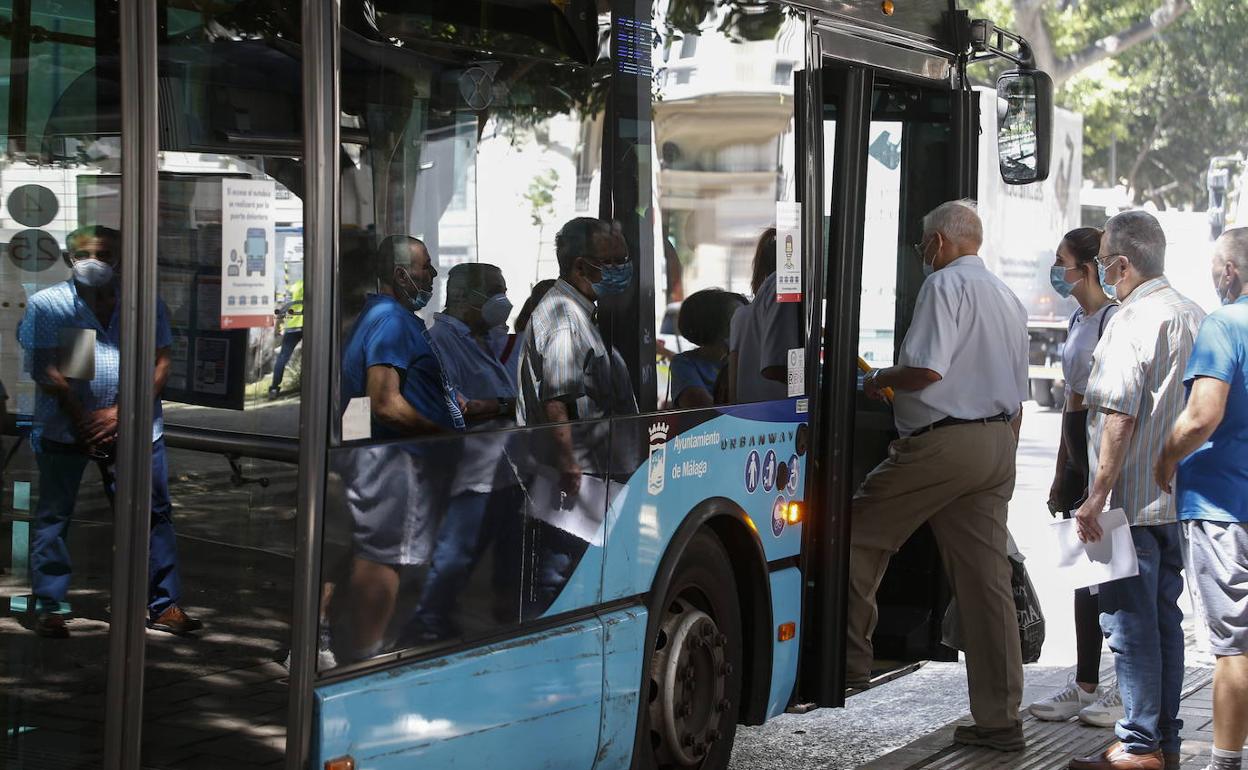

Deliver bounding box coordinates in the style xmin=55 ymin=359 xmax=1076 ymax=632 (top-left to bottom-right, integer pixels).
xmin=322 ymin=2 xmax=613 ymax=668
xmin=647 ymin=15 xmax=805 ymax=409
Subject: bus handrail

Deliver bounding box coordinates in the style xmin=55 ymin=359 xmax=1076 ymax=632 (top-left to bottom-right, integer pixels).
xmin=162 ymin=424 xmax=299 ymax=464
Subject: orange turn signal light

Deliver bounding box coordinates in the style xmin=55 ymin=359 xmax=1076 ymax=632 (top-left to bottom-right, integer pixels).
xmin=777 ymin=622 xmax=796 ymax=642
xmin=325 ymin=757 xmax=356 ymax=770
xmin=881 ymin=0 xmax=895 ymax=15
xmin=784 ymin=501 xmax=803 ymax=525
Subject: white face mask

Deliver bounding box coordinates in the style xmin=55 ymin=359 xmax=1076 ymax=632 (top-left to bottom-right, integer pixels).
xmin=72 ymin=258 xmax=115 ymax=288
xmin=920 ymin=237 xmax=938 ymax=277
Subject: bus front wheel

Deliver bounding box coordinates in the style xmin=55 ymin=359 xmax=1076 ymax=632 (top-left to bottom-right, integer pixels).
xmin=638 ymin=530 xmax=743 ymax=770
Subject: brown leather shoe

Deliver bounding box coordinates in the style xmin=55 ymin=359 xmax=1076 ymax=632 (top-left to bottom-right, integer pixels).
xmin=147 ymin=605 xmax=203 ymax=635
xmin=1069 ymin=742 xmax=1163 ymax=770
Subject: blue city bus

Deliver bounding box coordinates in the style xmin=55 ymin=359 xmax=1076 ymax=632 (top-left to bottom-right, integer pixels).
xmin=0 ymin=1 xmax=1049 ymax=768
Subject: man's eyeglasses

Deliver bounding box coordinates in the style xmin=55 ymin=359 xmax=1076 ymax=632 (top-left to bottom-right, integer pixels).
xmin=1096 ymin=253 xmax=1126 ymax=269
xmin=582 ymin=258 xmax=633 ymax=271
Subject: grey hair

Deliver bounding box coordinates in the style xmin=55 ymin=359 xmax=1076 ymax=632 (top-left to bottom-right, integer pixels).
xmin=1104 ymin=210 xmax=1166 ymax=278
xmin=1215 ymin=227 xmax=1248 ymax=276
xmin=922 ymin=199 xmax=982 ymax=246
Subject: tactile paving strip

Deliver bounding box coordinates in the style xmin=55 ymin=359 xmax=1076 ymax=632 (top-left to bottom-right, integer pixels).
xmin=862 ymin=667 xmax=1215 ymax=770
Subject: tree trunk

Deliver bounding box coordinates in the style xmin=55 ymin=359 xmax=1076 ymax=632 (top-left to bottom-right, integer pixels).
xmin=1010 ymin=0 xmax=1191 ymax=87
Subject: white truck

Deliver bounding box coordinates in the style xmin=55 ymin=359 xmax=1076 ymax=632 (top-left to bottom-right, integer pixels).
xmin=977 ymin=87 xmax=1085 ymax=407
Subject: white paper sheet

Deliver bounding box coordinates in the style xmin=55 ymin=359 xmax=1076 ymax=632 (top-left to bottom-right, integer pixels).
xmin=526 ymin=470 xmax=618 ymax=547
xmin=341 ymin=396 xmax=372 ymax=442
xmin=1051 ymin=508 xmax=1139 ymax=589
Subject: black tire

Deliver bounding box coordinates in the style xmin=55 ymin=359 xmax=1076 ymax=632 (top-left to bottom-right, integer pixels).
xmin=635 ymin=530 xmax=744 ymax=770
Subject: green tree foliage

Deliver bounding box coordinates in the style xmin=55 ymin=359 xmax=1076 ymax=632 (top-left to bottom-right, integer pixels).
xmin=970 ymin=0 xmax=1248 ymax=208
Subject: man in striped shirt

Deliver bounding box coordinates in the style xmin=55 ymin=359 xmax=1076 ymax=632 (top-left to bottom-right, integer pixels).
xmin=1069 ymin=211 xmax=1206 ymax=770
xmin=515 ymin=217 xmax=636 ymax=614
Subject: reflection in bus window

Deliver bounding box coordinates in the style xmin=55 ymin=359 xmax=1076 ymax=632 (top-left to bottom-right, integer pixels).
xmin=729 ymin=228 xmax=802 ymax=403
xmin=410 ymin=263 xmax=522 ymax=643
xmin=20 ymin=225 xmax=199 ymax=637
xmin=335 ymin=236 xmax=465 ymax=661
xmin=516 ymin=218 xmax=637 ymax=428
xmin=652 ymin=8 xmax=803 ymax=406
xmin=860 ymin=121 xmax=905 ymax=367
xmin=323 ymin=0 xmax=612 ymax=668
xmin=669 ymin=288 xmax=746 ymax=408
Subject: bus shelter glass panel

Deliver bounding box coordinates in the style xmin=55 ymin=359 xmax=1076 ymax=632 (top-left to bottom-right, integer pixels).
xmin=651 ymin=5 xmax=804 ymax=409
xmin=0 ymin=0 xmax=124 ymax=764
xmin=322 ymin=0 xmax=614 ymax=671
xmin=137 ymin=2 xmax=304 ymax=767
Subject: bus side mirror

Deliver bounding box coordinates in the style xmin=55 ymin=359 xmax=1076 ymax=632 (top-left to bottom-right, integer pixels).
xmin=996 ymin=68 xmax=1053 ymax=185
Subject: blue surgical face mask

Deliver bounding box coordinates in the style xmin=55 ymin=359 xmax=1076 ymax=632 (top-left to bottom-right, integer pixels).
xmin=396 ymin=267 xmax=432 ymax=312
xmin=1097 ymin=257 xmax=1122 ymax=300
xmin=479 ymin=293 xmax=513 ymax=327
xmin=1049 ymin=265 xmax=1081 ymax=298
xmin=589 ymin=262 xmax=632 ymax=296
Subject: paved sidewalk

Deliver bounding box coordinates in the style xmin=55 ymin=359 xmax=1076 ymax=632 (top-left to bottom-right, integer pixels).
xmin=862 ymin=666 xmax=1223 ymax=769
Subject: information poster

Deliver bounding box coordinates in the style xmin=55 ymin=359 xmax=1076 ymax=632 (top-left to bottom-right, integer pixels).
xmin=776 ymin=201 xmax=802 ymax=303
xmin=220 ymin=179 xmax=276 ymax=328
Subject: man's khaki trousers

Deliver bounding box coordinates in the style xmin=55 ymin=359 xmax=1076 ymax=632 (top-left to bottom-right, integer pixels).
xmin=847 ymin=420 xmax=1024 ymax=729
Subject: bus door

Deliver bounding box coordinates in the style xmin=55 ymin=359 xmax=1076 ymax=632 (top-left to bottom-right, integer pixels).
xmin=800 ymin=35 xmax=977 ymax=706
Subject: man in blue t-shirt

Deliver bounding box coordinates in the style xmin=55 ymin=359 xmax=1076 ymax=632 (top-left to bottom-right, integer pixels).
xmin=1155 ymin=228 xmax=1248 ymax=770
xmin=335 ymin=235 xmax=464 ymax=660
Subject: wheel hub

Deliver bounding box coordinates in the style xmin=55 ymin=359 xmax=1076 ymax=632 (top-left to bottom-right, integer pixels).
xmin=648 ymin=598 xmax=729 ymax=767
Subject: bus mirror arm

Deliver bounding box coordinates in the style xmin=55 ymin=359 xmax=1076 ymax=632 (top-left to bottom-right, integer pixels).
xmin=967 ymin=19 xmax=1036 ymax=70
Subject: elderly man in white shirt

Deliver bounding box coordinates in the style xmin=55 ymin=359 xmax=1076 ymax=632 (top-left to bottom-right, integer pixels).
xmin=850 ymin=200 xmax=1030 ymax=752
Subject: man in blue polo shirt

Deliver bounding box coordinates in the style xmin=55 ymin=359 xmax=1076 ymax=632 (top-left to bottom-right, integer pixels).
xmin=1156 ymin=228 xmax=1248 ymax=770
xmin=337 ymin=234 xmax=465 ymax=660
xmin=19 ymin=225 xmax=200 ymax=639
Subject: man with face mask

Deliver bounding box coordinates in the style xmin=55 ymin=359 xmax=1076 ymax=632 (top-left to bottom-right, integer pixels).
xmin=336 ymin=235 xmax=465 ymax=660
xmin=404 ymin=262 xmax=521 ymax=641
xmin=1152 ymin=228 xmax=1248 ymax=770
xmin=515 ymin=217 xmax=637 ymax=616
xmin=849 ymin=200 xmax=1030 ymax=752
xmin=19 ymin=225 xmax=200 ymax=638
xmin=1067 ymin=210 xmax=1205 ymax=770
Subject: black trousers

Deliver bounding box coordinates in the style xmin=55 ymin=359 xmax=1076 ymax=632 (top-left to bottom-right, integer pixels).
xmin=1057 ymin=408 xmax=1103 ymax=686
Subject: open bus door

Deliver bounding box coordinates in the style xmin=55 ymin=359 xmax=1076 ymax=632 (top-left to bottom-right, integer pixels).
xmin=797 ymin=15 xmax=1052 ymax=708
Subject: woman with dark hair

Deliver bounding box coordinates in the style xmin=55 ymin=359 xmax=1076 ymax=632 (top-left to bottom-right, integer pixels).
xmin=500 ymin=279 xmax=556 ymax=366
xmin=1028 ymin=226 xmax=1123 ymax=726
xmin=669 ymin=289 xmax=747 ymax=408
xmin=728 ymin=227 xmax=800 ymax=403
xmin=750 ymin=227 xmax=777 ymax=295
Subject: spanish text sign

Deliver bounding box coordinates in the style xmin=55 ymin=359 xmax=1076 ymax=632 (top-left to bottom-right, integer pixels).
xmin=776 ymin=201 xmax=801 ymax=303
xmin=220 ymin=179 xmax=276 ymax=329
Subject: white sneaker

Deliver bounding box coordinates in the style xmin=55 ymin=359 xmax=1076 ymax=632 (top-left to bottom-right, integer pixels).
xmin=1028 ymin=677 xmax=1097 ymax=721
xmin=1078 ymin=683 xmax=1124 ymax=727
